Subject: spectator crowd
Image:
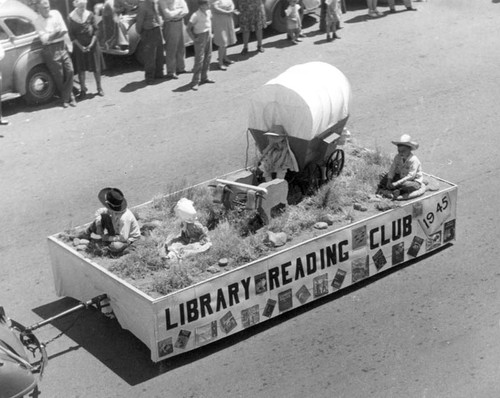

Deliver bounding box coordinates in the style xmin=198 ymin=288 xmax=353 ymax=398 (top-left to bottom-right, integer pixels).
xmin=1 ymin=0 xmax=422 ymax=114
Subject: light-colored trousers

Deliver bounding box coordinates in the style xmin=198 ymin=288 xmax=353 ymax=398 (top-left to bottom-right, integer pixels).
xmin=163 ymin=20 xmax=186 ymax=74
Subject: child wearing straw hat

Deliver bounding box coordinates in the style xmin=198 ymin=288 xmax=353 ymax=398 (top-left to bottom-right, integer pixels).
xmin=378 ymin=134 xmax=423 ymax=200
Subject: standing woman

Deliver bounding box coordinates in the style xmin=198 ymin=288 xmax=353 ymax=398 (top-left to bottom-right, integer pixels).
xmin=69 ymin=0 xmax=105 ymax=99
xmin=211 ymin=0 xmax=237 ymax=69
xmin=237 ymin=0 xmax=266 ymax=55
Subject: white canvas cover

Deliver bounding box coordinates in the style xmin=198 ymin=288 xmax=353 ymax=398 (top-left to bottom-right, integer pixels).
xmin=248 ymin=62 xmax=352 ymax=140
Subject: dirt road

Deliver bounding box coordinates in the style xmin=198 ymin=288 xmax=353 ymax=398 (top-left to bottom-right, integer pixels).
xmin=1 ymin=0 xmax=500 ymax=396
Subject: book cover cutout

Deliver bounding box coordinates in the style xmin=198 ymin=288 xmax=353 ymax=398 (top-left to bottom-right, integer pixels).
xmin=278 ymin=289 xmax=293 ymax=312
xmin=313 ymin=274 xmax=329 ymax=298
xmin=392 ymin=242 xmax=405 ymax=265
xmin=407 ymin=236 xmax=424 ymax=257
xmin=296 ymin=284 xmax=311 ymax=304
xmin=220 ymin=311 xmax=238 ymax=334
xmin=241 ymin=304 xmax=260 ymax=328
xmin=174 ymin=329 xmax=191 ymax=349
xmin=263 ymin=299 xmax=277 ymax=318
xmin=352 ymin=255 xmax=369 ymax=283
xmin=158 ymin=337 xmax=174 ymax=356
xmin=331 ymin=268 xmax=347 ymax=290
xmin=372 ymin=249 xmax=387 ymax=271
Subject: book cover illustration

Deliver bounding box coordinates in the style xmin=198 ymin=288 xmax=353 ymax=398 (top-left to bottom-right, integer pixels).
xmin=220 ymin=311 xmax=237 ymax=334
xmin=412 ymin=202 xmax=423 ymax=218
xmin=352 ymin=255 xmax=369 ymax=283
xmin=174 ymin=329 xmax=191 ymax=349
xmin=331 ymin=268 xmax=347 ymax=290
xmin=392 ymin=242 xmax=405 ymax=265
xmin=254 ymin=272 xmax=268 ymax=295
xmin=195 ymin=320 xmax=218 ymax=346
xmin=426 ymin=231 xmax=442 ymax=251
xmin=278 ymin=289 xmax=293 ymax=312
xmin=372 ymin=249 xmax=387 ymax=271
xmin=443 ymin=219 xmax=456 ymax=243
xmin=352 ymin=225 xmax=367 ymax=250
xmin=241 ymin=304 xmax=260 ymax=328
xmin=407 ymin=236 xmax=424 ymax=257
xmin=296 ymin=284 xmax=311 ymax=304
xmin=263 ymin=298 xmax=277 ymax=318
xmin=158 ymin=337 xmax=174 ymax=356
xmin=313 ymin=274 xmax=329 ymax=298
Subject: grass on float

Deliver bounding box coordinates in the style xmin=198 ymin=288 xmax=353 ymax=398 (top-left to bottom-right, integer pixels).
xmin=67 ymin=143 xmax=392 ymax=297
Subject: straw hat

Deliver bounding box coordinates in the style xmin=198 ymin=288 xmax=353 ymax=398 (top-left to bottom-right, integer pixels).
xmin=98 ymin=188 xmax=127 ymax=212
xmin=391 ymin=134 xmax=419 ymax=150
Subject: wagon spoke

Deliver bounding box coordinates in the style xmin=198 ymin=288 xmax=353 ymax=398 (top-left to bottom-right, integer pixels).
xmin=326 ymin=149 xmax=345 ymax=180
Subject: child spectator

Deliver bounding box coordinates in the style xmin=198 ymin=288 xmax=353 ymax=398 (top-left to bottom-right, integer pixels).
xmin=325 ymin=0 xmax=341 ymax=42
xmin=378 ymin=134 xmax=424 ymax=200
xmin=285 ymin=0 xmax=302 ymax=44
xmin=187 ymin=0 xmax=214 ymax=90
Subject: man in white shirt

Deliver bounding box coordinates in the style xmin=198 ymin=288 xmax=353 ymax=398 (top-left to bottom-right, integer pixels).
xmin=35 ymin=0 xmax=76 ymax=108
xmin=159 ymin=0 xmax=189 ymax=79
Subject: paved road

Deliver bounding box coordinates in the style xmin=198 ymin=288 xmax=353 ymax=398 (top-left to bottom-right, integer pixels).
xmin=2 ymin=0 xmax=500 ymax=396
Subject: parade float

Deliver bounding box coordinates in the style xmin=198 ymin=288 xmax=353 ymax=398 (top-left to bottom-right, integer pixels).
xmin=8 ymin=63 xmax=457 ymax=371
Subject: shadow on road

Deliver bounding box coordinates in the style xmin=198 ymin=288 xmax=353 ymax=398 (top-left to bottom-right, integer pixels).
xmin=30 ymin=243 xmax=452 ymax=386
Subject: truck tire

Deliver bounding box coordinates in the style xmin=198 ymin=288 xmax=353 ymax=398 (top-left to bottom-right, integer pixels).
xmin=24 ymin=65 xmax=56 ymax=105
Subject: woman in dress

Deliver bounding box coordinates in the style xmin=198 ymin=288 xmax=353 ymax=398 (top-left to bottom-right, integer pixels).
xmin=237 ymin=0 xmax=267 ymax=55
xmin=69 ymin=0 xmax=105 ymax=99
xmin=211 ymin=0 xmax=237 ymax=69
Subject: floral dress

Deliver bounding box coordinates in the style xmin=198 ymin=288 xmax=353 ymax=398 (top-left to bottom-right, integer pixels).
xmin=237 ymin=0 xmax=266 ymax=33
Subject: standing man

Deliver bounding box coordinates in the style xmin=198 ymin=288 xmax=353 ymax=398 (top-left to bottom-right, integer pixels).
xmin=35 ymin=0 xmax=76 ymax=108
xmin=187 ymin=0 xmax=214 ymax=91
xmin=135 ymin=0 xmax=165 ymax=85
xmin=0 ymin=42 xmax=9 ymax=125
xmin=159 ymin=0 xmax=189 ymax=80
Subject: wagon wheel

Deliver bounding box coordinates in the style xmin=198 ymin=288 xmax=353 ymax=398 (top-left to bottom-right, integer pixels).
xmin=326 ymin=149 xmax=345 ymax=180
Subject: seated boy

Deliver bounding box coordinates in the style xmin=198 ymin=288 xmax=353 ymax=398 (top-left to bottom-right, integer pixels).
xmin=79 ymin=187 xmax=141 ymax=253
xmin=378 ymin=134 xmax=423 ymax=200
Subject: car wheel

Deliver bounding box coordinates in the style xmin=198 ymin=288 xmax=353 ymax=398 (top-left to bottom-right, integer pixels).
xmin=271 ymin=0 xmax=288 ymax=33
xmin=24 ymin=65 xmax=56 ymax=105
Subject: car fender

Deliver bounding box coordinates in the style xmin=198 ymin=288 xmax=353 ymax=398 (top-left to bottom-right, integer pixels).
xmin=12 ymin=48 xmax=46 ymax=96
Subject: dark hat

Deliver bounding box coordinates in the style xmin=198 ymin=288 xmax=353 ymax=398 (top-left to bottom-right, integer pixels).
xmin=198 ymin=0 xmax=209 ymax=4
xmin=98 ymin=188 xmax=127 ymax=212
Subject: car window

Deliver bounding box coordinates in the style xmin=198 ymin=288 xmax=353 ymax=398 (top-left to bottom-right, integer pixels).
xmin=0 ymin=26 xmax=9 ymax=41
xmin=3 ymin=17 xmax=36 ymax=37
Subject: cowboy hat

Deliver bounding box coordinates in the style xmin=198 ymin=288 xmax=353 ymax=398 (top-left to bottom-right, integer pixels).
xmin=264 ymin=124 xmax=287 ymax=137
xmin=391 ymin=134 xmax=419 ymax=150
xmin=98 ymin=188 xmax=127 ymax=212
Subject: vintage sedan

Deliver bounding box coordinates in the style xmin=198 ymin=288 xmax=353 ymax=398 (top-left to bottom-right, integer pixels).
xmin=98 ymin=0 xmax=321 ymax=62
xmin=0 ymin=0 xmax=56 ymax=105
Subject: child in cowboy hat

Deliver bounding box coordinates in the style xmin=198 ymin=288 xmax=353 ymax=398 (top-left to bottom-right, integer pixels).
xmin=378 ymin=134 xmax=423 ymax=200
xmin=81 ymin=187 xmax=141 ymax=253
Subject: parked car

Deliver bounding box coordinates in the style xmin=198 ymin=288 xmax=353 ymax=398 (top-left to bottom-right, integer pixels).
xmin=0 ymin=0 xmax=56 ymax=105
xmin=97 ymin=0 xmax=320 ymax=63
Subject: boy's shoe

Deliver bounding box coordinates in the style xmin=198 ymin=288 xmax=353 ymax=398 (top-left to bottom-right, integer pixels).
xmin=257 ymin=46 xmax=265 ymax=53
xmin=295 ymin=38 xmax=302 ymax=42
xmin=326 ymin=35 xmax=332 ymax=42
xmin=190 ymin=83 xmax=199 ymax=91
xmin=406 ymin=6 xmax=417 ymax=10
xmin=241 ymin=47 xmax=248 ymax=55
xmin=298 ymin=33 xmax=306 ymax=38
xmin=200 ymin=78 xmax=215 ymax=84
xmin=368 ymin=10 xmax=377 ymax=17
xmin=176 ymin=69 xmax=188 ymax=74
xmin=333 ymin=33 xmax=340 ymax=39
xmin=166 ymin=73 xmax=178 ymax=80
xmin=291 ymin=40 xmax=298 ymax=44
